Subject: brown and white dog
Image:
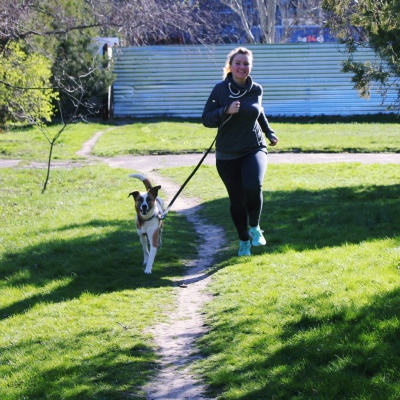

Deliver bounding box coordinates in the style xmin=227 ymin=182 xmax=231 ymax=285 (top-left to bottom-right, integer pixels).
xmin=128 ymin=173 xmax=164 ymax=274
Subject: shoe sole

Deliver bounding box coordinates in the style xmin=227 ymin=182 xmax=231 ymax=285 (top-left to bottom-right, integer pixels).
xmin=249 ymin=232 xmax=266 ymax=246
xmin=249 ymin=231 xmax=267 ymax=247
xmin=252 ymin=239 xmax=266 ymax=246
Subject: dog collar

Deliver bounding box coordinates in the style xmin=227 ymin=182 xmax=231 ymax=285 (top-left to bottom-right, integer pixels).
xmin=138 ymin=212 xmax=163 ymax=223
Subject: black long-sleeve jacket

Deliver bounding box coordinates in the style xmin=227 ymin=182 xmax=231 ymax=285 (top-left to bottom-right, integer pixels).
xmin=202 ymin=73 xmax=275 ymax=159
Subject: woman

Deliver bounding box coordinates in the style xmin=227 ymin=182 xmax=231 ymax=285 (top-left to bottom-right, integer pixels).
xmin=202 ymin=47 xmax=278 ymax=257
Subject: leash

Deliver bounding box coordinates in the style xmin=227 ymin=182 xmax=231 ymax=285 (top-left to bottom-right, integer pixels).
xmin=161 ymin=135 xmax=217 ymax=219
xmin=161 ymin=114 xmax=233 ymax=219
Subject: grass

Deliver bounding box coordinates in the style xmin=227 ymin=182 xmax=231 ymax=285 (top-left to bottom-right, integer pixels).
xmin=160 ymin=163 xmax=400 ymax=399
xmin=92 ymin=117 xmax=400 ymax=155
xmin=0 ymin=122 xmax=115 ymax=161
xmin=201 ymin=241 xmax=400 ymax=399
xmin=0 ymin=165 xmax=198 ymax=399
xmin=1 ymin=117 xmax=400 ymax=399
xmin=1 ymin=116 xmax=399 ymax=162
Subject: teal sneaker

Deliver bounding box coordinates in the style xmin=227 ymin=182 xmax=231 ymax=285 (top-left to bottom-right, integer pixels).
xmin=249 ymin=226 xmax=267 ymax=246
xmin=238 ymin=240 xmax=251 ymax=256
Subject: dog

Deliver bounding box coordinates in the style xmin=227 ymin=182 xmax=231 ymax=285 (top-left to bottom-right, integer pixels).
xmin=128 ymin=173 xmax=164 ymax=274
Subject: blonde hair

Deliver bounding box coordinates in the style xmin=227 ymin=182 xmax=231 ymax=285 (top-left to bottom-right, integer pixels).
xmin=223 ymin=47 xmax=253 ymax=79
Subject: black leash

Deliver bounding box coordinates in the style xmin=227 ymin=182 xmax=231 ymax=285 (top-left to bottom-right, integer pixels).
xmin=161 ymin=135 xmax=217 ymax=219
xmin=161 ymin=114 xmax=233 ymax=219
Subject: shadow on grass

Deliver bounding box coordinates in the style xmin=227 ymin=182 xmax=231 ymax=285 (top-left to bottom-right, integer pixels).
xmin=268 ymin=183 xmax=400 ymax=252
xmin=198 ymin=182 xmax=400 ymax=399
xmin=201 ymin=182 xmax=400 ymax=255
xmin=204 ymin=288 xmax=400 ymax=400
xmin=0 ymin=211 xmax=197 ymax=399
xmin=0 ymin=213 xmax=196 ymax=318
xmin=1 ymin=326 xmax=156 ymax=399
xmin=1 ymin=178 xmax=399 ymax=398
xmin=111 ymin=113 xmax=400 ymax=126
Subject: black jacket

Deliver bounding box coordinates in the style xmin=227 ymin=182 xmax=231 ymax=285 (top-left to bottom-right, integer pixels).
xmin=202 ymin=73 xmax=275 ymax=159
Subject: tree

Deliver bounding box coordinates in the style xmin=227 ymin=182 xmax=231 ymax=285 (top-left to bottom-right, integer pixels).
xmin=220 ymin=0 xmax=277 ymax=43
xmin=322 ymin=0 xmax=400 ymax=111
xmin=0 ymin=0 xmax=213 ymax=190
xmin=52 ymin=34 xmax=115 ymax=119
xmin=0 ymin=42 xmax=58 ymax=124
xmin=217 ymin=0 xmax=325 ymax=44
xmin=278 ymin=0 xmax=325 ymax=42
xmin=0 ymin=1 xmax=111 ymax=191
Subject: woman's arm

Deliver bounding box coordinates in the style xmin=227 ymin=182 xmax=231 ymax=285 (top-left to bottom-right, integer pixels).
xmin=202 ymin=86 xmax=227 ymax=128
xmin=258 ymin=108 xmax=278 ymax=146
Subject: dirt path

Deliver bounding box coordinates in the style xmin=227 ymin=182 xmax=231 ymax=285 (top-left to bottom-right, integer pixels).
xmin=141 ymin=172 xmax=224 ymax=399
xmin=1 ymin=131 xmax=223 ymax=398
xmin=3 ymin=148 xmax=400 ymax=171
xmin=3 ymin=131 xmax=399 ymax=399
xmin=80 ymin=132 xmax=224 ymax=399
xmin=100 ymin=152 xmax=400 ymax=172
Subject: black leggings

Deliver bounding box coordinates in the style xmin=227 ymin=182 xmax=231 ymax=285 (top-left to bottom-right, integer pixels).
xmin=216 ymin=150 xmax=268 ymax=241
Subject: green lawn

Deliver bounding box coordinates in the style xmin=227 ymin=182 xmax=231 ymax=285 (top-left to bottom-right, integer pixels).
xmin=0 ymin=166 xmax=197 ymax=399
xmin=0 ymin=122 xmax=114 ymax=161
xmin=93 ymin=117 xmax=400 ymax=155
xmin=1 ymin=118 xmax=399 ymax=399
xmin=161 ymin=163 xmax=400 ymax=399
xmin=1 ymin=116 xmax=399 ymax=162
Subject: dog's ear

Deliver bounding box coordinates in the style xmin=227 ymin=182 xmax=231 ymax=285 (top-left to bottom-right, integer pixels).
xmin=149 ymin=185 xmax=161 ymax=196
xmin=128 ymin=190 xmax=140 ymax=199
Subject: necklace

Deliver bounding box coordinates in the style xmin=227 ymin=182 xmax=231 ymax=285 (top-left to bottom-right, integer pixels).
xmin=228 ymin=83 xmax=248 ymax=99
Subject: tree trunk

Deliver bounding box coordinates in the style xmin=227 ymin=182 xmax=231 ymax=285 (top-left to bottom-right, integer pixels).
xmin=255 ymin=0 xmax=277 ymax=44
xmin=221 ymin=0 xmax=255 ymax=43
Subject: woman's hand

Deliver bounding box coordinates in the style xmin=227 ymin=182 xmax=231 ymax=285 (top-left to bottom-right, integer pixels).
xmin=269 ymin=134 xmax=279 ymax=146
xmin=226 ymin=100 xmax=240 ymax=114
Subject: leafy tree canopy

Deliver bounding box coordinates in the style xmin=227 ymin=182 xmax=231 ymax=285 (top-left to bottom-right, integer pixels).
xmin=0 ymin=42 xmax=58 ymax=124
xmin=323 ymin=0 xmax=400 ymax=111
xmin=0 ymin=0 xmax=214 ymax=124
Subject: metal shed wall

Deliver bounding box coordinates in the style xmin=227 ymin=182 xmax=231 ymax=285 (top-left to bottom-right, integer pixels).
xmin=112 ymin=43 xmax=394 ymax=118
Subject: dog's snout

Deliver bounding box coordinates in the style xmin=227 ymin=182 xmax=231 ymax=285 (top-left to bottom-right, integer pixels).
xmin=140 ymin=202 xmax=149 ymax=215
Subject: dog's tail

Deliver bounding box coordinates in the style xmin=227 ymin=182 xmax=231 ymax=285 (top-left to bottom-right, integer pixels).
xmin=129 ymin=173 xmax=152 ymax=190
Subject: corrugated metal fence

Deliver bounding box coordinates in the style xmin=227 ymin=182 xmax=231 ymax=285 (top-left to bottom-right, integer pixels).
xmin=112 ymin=43 xmax=394 ymax=118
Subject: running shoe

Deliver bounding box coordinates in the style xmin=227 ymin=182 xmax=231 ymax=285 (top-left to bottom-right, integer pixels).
xmin=238 ymin=240 xmax=251 ymax=256
xmin=249 ymin=226 xmax=267 ymax=246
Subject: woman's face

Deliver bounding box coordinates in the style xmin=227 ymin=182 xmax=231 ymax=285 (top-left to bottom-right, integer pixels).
xmin=230 ymin=53 xmax=252 ymax=83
